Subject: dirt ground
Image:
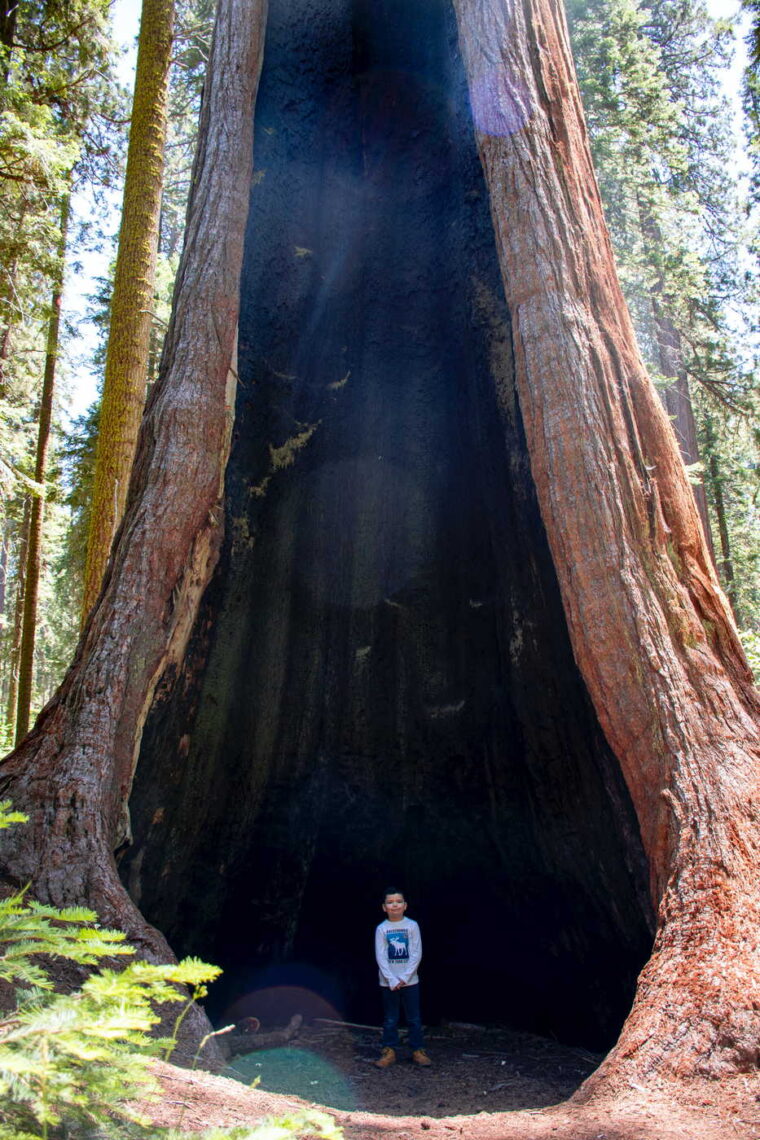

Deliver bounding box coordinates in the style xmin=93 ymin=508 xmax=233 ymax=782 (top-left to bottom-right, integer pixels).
xmin=139 ymin=1019 xmax=760 ymax=1139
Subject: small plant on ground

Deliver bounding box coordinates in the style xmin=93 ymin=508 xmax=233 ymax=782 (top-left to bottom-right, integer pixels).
xmin=162 ymin=1114 xmax=343 ymax=1140
xmin=0 ymin=802 xmax=342 ymax=1140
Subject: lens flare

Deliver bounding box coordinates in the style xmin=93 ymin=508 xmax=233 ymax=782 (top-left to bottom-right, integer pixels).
xmin=225 ymin=1046 xmax=357 ymax=1111
xmin=469 ymin=67 xmax=533 ymax=137
xmin=222 ymin=979 xmax=359 ymax=1109
xmin=224 ymin=984 xmax=342 ymax=1027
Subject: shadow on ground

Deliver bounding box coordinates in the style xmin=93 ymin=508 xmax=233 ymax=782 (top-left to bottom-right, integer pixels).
xmin=223 ymin=1022 xmax=601 ymax=1117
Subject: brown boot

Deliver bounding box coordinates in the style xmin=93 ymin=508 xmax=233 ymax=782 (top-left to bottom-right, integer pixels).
xmin=374 ymin=1047 xmax=396 ymax=1068
xmin=412 ymin=1049 xmax=432 ymax=1066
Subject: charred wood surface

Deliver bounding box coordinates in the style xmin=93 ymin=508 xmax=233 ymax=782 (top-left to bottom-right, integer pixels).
xmin=125 ymin=0 xmax=652 ymax=1052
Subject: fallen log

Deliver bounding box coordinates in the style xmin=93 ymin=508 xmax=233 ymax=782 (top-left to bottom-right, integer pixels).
xmin=226 ymin=1013 xmax=303 ymax=1056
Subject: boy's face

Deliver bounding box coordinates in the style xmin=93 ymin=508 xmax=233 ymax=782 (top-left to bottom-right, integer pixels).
xmin=382 ymin=893 xmax=407 ymax=921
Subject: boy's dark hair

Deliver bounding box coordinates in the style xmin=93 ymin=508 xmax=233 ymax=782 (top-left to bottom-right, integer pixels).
xmin=383 ymin=886 xmax=405 ymax=901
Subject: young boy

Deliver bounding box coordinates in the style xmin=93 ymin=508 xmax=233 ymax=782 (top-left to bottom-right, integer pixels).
xmin=374 ymin=888 xmax=431 ymax=1067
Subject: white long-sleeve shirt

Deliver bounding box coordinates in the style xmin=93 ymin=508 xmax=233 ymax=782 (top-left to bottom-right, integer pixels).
xmin=375 ymin=917 xmax=422 ymax=988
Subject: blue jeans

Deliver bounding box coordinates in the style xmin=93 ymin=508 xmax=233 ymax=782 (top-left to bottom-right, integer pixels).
xmin=381 ymin=983 xmax=424 ymax=1050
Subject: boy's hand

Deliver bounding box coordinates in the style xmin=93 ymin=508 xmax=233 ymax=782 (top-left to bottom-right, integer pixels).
xmin=392 ymin=981 xmax=406 ymax=990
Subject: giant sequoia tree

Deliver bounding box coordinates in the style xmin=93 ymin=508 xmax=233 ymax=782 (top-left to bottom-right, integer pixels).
xmin=0 ymin=0 xmax=758 ymax=1097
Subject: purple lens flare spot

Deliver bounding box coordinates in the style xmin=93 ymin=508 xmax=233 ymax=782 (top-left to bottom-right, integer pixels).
xmin=469 ymin=64 xmax=532 ymax=136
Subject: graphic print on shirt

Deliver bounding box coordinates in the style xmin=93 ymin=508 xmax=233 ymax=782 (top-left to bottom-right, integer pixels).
xmin=386 ymin=930 xmax=409 ymax=961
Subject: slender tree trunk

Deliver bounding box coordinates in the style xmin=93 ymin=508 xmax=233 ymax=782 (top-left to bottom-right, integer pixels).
xmin=147 ymin=313 xmax=162 ymax=388
xmin=15 ymin=194 xmax=70 ymax=743
xmin=5 ymin=502 xmax=30 ymax=742
xmin=636 ymin=204 xmax=715 ymax=560
xmin=0 ymin=264 xmax=18 ymax=386
xmin=0 ymin=527 xmax=8 ymax=716
xmin=0 ymin=522 xmax=10 ymax=715
xmin=452 ymin=0 xmax=759 ymax=1083
xmin=655 ymin=320 xmax=712 ymax=547
xmin=0 ymin=525 xmax=8 ymax=711
xmin=81 ymin=0 xmax=176 ymax=622
xmin=0 ymin=321 xmax=11 ymax=383
xmin=0 ymin=0 xmax=17 ymax=81
xmin=0 ymin=0 xmax=15 ymax=45
xmin=703 ymin=413 xmax=741 ymax=625
xmin=0 ymin=243 xmax=23 ymax=386
xmin=0 ymin=525 xmax=7 ymax=618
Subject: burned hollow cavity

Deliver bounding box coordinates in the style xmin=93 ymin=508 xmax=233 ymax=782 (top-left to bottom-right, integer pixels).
xmin=122 ymin=0 xmax=654 ymax=1050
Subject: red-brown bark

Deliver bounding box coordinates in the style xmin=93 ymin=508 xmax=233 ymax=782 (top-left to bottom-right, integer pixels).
xmin=453 ymin=0 xmax=760 ymax=1083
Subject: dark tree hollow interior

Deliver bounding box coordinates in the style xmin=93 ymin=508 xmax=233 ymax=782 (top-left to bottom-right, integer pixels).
xmin=122 ymin=0 xmax=654 ymax=1051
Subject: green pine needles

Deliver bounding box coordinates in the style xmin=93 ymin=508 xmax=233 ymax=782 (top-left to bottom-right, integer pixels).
xmin=0 ymin=802 xmax=342 ymax=1140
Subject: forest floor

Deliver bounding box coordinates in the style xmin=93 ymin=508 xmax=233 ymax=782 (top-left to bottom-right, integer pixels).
xmin=139 ymin=1019 xmax=760 ymax=1138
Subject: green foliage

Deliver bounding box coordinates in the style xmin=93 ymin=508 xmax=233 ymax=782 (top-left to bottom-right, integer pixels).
xmin=0 ymin=861 xmax=216 ymax=1133
xmin=0 ymin=0 xmax=127 ymax=739
xmin=699 ymin=403 xmax=760 ymax=631
xmin=0 ymin=804 xmax=342 ymax=1140
xmin=54 ymin=399 xmax=99 ymax=619
xmin=743 ymin=4 xmax=760 ymax=265
xmin=144 ymin=0 xmax=212 ymax=388
xmin=161 ymin=0 xmax=214 ymax=260
xmin=568 ymin=0 xmax=760 ymax=638
xmin=740 ymin=627 xmax=760 ymax=678
xmin=567 ymin=0 xmax=743 ymax=358
xmin=0 ymin=0 xmax=122 ymax=333
xmin=173 ymin=1112 xmax=344 ymax=1140
xmin=744 ymin=0 xmax=760 ymax=66
xmin=0 ymin=0 xmax=212 ymax=731
xmin=0 ymin=801 xmax=28 ymax=828
xmin=0 ymin=894 xmax=131 ymax=990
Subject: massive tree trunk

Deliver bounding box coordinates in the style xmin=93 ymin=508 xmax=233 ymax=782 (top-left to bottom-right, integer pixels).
xmin=451 ymin=0 xmax=759 ymax=1082
xmin=1 ymin=0 xmax=758 ymax=1095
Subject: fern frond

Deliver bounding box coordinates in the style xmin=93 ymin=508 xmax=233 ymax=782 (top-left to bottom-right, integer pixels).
xmin=0 ymin=802 xmax=28 ymax=829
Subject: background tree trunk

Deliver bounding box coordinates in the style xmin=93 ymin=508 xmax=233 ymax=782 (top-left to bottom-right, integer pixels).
xmin=0 ymin=526 xmax=7 ymax=616
xmin=652 ymin=309 xmax=712 ymax=551
xmin=15 ymin=193 xmax=70 ymax=743
xmin=453 ymin=0 xmax=759 ymax=1082
xmin=4 ymin=501 xmax=30 ymax=742
xmin=703 ymin=412 xmax=741 ymax=625
xmin=637 ymin=204 xmax=715 ymax=562
xmin=0 ymin=250 xmax=20 ymax=385
xmin=81 ymin=0 xmax=176 ymax=622
xmin=0 ymin=0 xmax=17 ymax=79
